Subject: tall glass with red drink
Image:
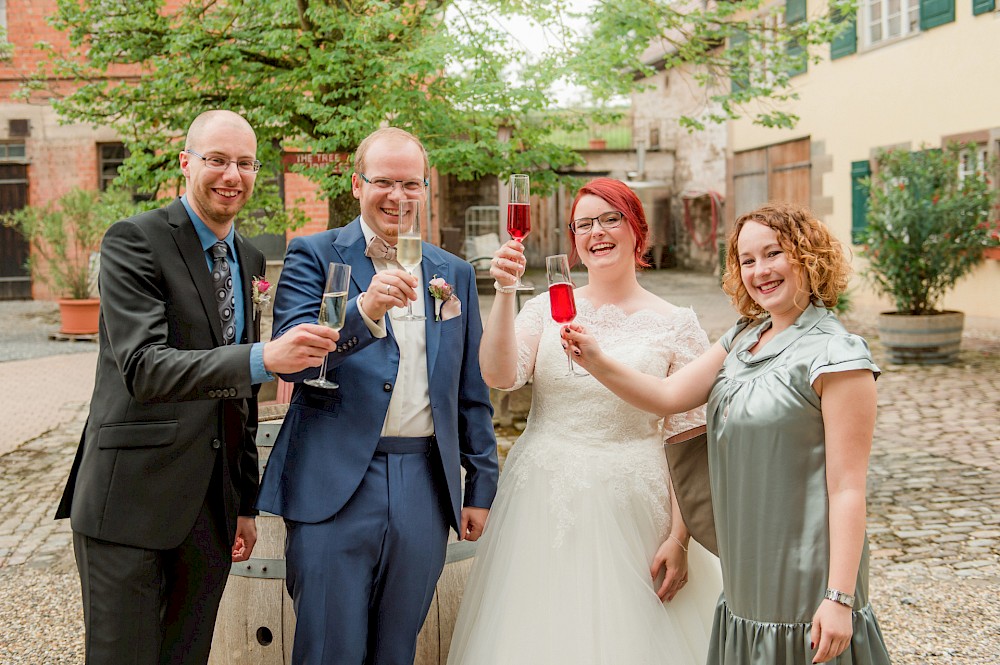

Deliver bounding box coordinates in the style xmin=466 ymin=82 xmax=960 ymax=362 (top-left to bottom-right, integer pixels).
xmin=508 ymin=174 xmax=532 ymax=290
xmin=545 ymin=254 xmax=587 ymax=378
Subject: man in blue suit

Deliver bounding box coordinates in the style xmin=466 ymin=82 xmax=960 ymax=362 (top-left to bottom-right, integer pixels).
xmin=257 ymin=127 xmax=499 ymax=665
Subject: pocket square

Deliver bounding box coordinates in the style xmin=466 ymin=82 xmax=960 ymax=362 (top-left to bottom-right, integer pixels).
xmin=439 ymin=295 xmax=461 ymax=321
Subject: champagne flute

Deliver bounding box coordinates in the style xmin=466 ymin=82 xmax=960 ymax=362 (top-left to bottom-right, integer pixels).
xmin=546 ymin=254 xmax=587 ymax=378
xmin=304 ymin=262 xmax=351 ymax=389
xmin=507 ymin=174 xmax=532 ymax=291
xmin=394 ymin=199 xmax=425 ymax=321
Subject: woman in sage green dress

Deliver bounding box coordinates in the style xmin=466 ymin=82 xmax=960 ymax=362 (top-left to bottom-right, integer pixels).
xmin=564 ymin=202 xmax=892 ymax=664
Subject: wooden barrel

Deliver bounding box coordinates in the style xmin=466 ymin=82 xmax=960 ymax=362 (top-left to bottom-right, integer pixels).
xmin=878 ymin=310 xmax=964 ymax=364
xmin=208 ymin=417 xmax=478 ymax=664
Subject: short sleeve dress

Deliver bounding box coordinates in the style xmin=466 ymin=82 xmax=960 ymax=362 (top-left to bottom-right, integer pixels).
xmin=706 ymin=303 xmax=892 ymax=664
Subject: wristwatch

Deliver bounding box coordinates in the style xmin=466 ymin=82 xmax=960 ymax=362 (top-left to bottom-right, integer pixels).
xmin=824 ymin=588 xmax=856 ymax=608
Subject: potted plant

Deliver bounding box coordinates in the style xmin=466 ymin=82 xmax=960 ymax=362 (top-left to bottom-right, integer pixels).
xmin=861 ymin=143 xmax=999 ymax=364
xmin=2 ymin=187 xmax=139 ymax=335
xmin=588 ymin=136 xmax=608 ymax=150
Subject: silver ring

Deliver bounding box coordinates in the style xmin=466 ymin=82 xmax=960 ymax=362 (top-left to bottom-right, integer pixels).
xmin=385 ymin=284 xmax=392 ymax=295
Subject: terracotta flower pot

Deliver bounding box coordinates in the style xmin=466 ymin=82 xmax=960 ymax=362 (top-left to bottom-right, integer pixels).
xmin=57 ymin=298 xmax=101 ymax=335
xmin=984 ymin=247 xmax=1000 ymax=260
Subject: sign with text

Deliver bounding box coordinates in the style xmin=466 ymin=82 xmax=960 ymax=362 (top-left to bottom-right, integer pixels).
xmin=282 ymin=152 xmax=351 ymax=173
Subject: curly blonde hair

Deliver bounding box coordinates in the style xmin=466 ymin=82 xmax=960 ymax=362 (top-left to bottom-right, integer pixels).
xmin=722 ymin=203 xmax=851 ymax=318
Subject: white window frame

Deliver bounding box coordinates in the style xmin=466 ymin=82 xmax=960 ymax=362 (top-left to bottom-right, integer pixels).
xmin=1 ymin=0 xmax=7 ymax=33
xmin=958 ymin=144 xmax=990 ymax=183
xmin=746 ymin=13 xmax=787 ymax=89
xmin=862 ymin=0 xmax=920 ymax=48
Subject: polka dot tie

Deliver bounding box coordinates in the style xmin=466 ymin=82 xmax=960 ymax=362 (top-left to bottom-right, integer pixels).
xmin=210 ymin=241 xmax=236 ymax=345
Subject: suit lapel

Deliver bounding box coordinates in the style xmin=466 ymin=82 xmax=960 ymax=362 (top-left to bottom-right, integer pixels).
xmin=422 ymin=251 xmax=449 ymax=378
xmin=234 ymin=233 xmax=257 ymax=344
xmin=335 ymin=218 xmax=395 ymax=338
xmin=334 ymin=219 xmax=376 ymax=299
xmin=170 ymin=201 xmax=225 ymax=347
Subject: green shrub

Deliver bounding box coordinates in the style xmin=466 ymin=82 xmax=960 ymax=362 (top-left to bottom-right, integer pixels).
xmin=861 ymin=143 xmax=998 ymax=315
xmin=2 ymin=188 xmax=140 ymax=299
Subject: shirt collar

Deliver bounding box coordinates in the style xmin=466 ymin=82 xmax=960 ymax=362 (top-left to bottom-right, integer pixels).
xmin=181 ymin=195 xmax=236 ymax=257
xmin=359 ymin=217 xmax=379 ymax=247
xmin=735 ymin=302 xmax=828 ymax=365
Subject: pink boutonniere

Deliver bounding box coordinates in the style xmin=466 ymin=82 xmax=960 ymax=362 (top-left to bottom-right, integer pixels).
xmin=252 ymin=276 xmax=272 ymax=315
xmin=428 ymin=276 xmax=456 ymax=321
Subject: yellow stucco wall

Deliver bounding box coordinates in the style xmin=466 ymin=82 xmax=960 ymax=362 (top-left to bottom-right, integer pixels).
xmin=729 ymin=4 xmax=1000 ymax=319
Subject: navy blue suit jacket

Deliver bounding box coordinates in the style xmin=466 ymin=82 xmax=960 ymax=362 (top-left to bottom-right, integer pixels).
xmin=256 ymin=218 xmax=498 ymax=530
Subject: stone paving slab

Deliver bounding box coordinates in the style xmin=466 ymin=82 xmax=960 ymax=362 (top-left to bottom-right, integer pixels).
xmin=0 ymin=353 xmax=96 ymax=458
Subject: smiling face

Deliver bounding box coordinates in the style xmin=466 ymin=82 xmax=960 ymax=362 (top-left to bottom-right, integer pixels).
xmin=737 ymin=221 xmax=811 ymax=321
xmin=351 ymin=135 xmax=427 ymax=245
xmin=180 ymin=112 xmax=258 ymax=232
xmin=572 ymin=194 xmax=637 ymax=272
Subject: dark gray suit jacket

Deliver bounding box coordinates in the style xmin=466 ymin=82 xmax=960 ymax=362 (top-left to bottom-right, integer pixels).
xmin=56 ymin=198 xmax=264 ymax=550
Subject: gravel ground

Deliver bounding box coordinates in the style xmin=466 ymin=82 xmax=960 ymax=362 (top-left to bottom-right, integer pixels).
xmin=0 ymin=567 xmax=85 ymax=664
xmin=872 ymin=572 xmax=1000 ymax=663
xmin=0 ymin=301 xmax=97 ymax=362
xmin=2 ymin=559 xmax=998 ymax=663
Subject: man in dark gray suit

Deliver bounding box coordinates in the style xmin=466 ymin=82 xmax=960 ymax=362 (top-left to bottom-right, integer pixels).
xmin=56 ymin=110 xmax=339 ymax=664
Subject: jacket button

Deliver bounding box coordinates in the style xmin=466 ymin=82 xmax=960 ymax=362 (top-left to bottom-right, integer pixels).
xmin=383 ymin=382 xmax=392 ymax=392
xmin=211 ymin=438 xmax=222 ymax=449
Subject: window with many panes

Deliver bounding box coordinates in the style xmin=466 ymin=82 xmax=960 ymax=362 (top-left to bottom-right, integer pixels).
xmin=98 ymin=143 xmax=129 ymax=191
xmin=0 ymin=143 xmax=25 ymax=160
xmin=1 ymin=0 xmax=7 ymax=32
xmin=863 ymin=0 xmax=920 ymax=46
xmin=958 ymin=144 xmax=990 ymax=183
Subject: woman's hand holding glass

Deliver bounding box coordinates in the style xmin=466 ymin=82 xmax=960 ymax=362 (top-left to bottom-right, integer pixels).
xmin=490 ymin=240 xmax=527 ymax=291
xmin=559 ymin=323 xmax=604 ymax=370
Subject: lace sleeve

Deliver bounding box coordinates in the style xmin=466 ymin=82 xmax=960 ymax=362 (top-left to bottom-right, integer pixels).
xmin=495 ymin=293 xmax=547 ymax=392
xmin=662 ymin=308 xmax=710 ymax=437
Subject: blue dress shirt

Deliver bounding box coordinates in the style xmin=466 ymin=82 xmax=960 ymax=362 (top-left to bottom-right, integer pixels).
xmin=181 ymin=196 xmax=272 ymax=385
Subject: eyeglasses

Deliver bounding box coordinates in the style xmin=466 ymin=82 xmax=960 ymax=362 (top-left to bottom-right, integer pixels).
xmin=569 ymin=211 xmax=625 ymax=235
xmin=185 ymin=149 xmax=261 ymax=173
xmin=358 ymin=172 xmax=428 ymax=193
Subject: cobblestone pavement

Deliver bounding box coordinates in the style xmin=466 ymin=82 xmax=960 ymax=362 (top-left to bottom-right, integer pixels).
xmin=1 ymin=278 xmax=999 ymax=663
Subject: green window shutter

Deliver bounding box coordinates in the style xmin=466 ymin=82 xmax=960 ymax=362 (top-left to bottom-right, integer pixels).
xmin=787 ymin=39 xmax=808 ymax=77
xmin=730 ymin=31 xmax=749 ymax=94
xmin=785 ymin=0 xmax=808 ymax=76
xmin=920 ymin=0 xmax=956 ymax=29
xmin=973 ymin=0 xmax=995 ymax=15
xmin=851 ymin=160 xmax=872 ymax=243
xmin=786 ymin=0 xmax=807 ymax=24
xmin=830 ymin=8 xmax=857 ymax=60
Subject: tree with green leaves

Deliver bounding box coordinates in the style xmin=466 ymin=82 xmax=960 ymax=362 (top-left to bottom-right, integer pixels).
xmin=18 ymin=0 xmax=850 ymax=233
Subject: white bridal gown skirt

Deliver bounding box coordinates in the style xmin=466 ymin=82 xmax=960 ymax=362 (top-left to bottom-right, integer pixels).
xmin=447 ymin=437 xmax=723 ymax=665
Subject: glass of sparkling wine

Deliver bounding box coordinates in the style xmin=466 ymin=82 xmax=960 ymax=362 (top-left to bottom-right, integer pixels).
xmin=394 ymin=199 xmax=425 ymax=321
xmin=304 ymin=262 xmax=351 ymax=389
xmin=507 ymin=174 xmax=532 ymax=291
xmin=546 ymin=254 xmax=587 ymax=378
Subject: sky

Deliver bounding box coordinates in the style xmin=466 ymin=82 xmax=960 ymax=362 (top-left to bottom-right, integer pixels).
xmin=471 ymin=0 xmax=598 ymax=107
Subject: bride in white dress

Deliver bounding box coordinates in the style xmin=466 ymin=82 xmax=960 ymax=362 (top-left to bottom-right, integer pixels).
xmin=447 ymin=178 xmax=722 ymax=665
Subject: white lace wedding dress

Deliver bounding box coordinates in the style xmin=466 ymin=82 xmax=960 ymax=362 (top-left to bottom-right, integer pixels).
xmin=448 ymin=294 xmax=723 ymax=665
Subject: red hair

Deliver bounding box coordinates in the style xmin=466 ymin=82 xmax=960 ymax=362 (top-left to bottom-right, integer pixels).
xmin=567 ymin=178 xmax=650 ymax=269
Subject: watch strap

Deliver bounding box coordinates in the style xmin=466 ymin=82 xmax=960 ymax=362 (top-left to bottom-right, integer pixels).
xmin=824 ymin=587 xmax=856 ymax=608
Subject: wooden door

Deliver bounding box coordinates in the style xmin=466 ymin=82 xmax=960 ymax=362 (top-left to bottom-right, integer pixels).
xmin=0 ymin=163 xmax=30 ymax=300
xmin=731 ymin=138 xmax=811 ymax=220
